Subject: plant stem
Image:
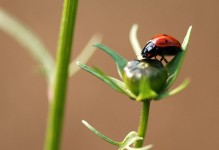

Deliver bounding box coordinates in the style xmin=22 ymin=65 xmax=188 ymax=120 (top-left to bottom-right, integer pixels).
xmin=44 ymin=0 xmax=78 ymax=150
xmin=134 ymin=101 xmax=150 ymax=148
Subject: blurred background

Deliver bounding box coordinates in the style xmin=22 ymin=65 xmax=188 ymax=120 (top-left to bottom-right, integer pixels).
xmin=0 ymin=0 xmax=218 ymax=150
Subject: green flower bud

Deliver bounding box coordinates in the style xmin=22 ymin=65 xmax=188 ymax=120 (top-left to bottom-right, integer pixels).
xmin=123 ymin=59 xmax=168 ymax=100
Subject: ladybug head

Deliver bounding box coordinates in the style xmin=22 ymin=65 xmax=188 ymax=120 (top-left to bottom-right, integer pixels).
xmin=141 ymin=41 xmax=156 ymax=59
xmin=146 ymin=53 xmax=152 ymax=58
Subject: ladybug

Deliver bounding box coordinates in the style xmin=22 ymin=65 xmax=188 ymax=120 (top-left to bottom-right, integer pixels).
xmin=141 ymin=34 xmax=182 ymax=63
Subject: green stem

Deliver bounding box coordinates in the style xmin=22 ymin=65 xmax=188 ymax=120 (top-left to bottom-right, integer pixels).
xmin=134 ymin=101 xmax=150 ymax=148
xmin=44 ymin=0 xmax=78 ymax=150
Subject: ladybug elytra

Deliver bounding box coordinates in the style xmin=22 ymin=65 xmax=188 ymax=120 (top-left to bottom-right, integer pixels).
xmin=141 ymin=34 xmax=182 ymax=63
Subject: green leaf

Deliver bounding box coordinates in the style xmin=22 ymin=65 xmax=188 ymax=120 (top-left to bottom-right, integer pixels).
xmin=69 ymin=33 xmax=102 ymax=76
xmin=109 ymin=77 xmax=137 ymax=99
xmin=167 ymin=78 xmax=190 ymax=96
xmin=77 ymin=62 xmax=121 ymax=91
xmin=129 ymin=24 xmax=143 ymax=60
xmin=156 ymin=78 xmax=190 ymax=100
xmin=119 ymin=131 xmax=143 ymax=150
xmin=137 ymin=77 xmax=157 ymax=101
xmin=95 ymin=43 xmax=128 ymax=79
xmin=164 ymin=26 xmax=192 ymax=91
xmin=119 ymin=131 xmax=153 ymax=150
xmin=82 ymin=120 xmax=121 ymax=146
xmin=126 ymin=145 xmax=153 ymax=150
xmin=77 ymin=62 xmax=136 ymax=99
xmin=0 ymin=8 xmax=54 ymax=81
xmin=82 ymin=120 xmax=152 ymax=150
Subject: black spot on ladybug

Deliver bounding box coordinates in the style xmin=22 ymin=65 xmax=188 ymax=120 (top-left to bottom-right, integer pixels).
xmin=165 ymin=39 xmax=168 ymax=43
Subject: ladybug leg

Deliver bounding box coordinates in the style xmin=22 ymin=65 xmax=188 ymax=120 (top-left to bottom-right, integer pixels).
xmin=154 ymin=55 xmax=159 ymax=61
xmin=160 ymin=56 xmax=163 ymax=61
xmin=154 ymin=47 xmax=159 ymax=60
xmin=160 ymin=55 xmax=169 ymax=63
xmin=163 ymin=57 xmax=169 ymax=63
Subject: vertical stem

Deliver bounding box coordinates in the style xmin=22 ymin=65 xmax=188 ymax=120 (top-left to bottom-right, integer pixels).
xmin=44 ymin=1 xmax=78 ymax=150
xmin=134 ymin=101 xmax=150 ymax=148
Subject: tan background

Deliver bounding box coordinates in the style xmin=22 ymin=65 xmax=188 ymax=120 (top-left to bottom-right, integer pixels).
xmin=0 ymin=0 xmax=218 ymax=150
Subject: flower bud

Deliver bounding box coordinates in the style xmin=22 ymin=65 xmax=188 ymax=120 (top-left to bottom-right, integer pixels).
xmin=123 ymin=59 xmax=168 ymax=100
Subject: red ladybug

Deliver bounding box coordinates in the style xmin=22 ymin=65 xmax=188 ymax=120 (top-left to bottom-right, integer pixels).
xmin=141 ymin=34 xmax=181 ymax=63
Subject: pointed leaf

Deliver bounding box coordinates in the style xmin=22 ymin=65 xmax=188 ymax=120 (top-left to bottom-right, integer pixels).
xmin=109 ymin=77 xmax=137 ymax=99
xmin=82 ymin=120 xmax=121 ymax=146
xmin=82 ymin=121 xmax=151 ymax=150
xmin=77 ymin=62 xmax=136 ymax=99
xmin=0 ymin=8 xmax=54 ymax=80
xmin=163 ymin=26 xmax=192 ymax=91
xmin=77 ymin=62 xmax=121 ymax=91
xmin=126 ymin=145 xmax=153 ymax=150
xmin=69 ymin=33 xmax=102 ymax=76
xmin=119 ymin=131 xmax=143 ymax=150
xmin=129 ymin=24 xmax=143 ymax=60
xmin=95 ymin=43 xmax=127 ymax=78
xmin=168 ymin=78 xmax=190 ymax=96
xmin=156 ymin=78 xmax=190 ymax=100
xmin=136 ymin=77 xmax=157 ymax=101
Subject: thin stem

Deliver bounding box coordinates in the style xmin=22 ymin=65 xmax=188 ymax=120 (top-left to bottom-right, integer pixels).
xmin=134 ymin=101 xmax=150 ymax=148
xmin=44 ymin=0 xmax=78 ymax=150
